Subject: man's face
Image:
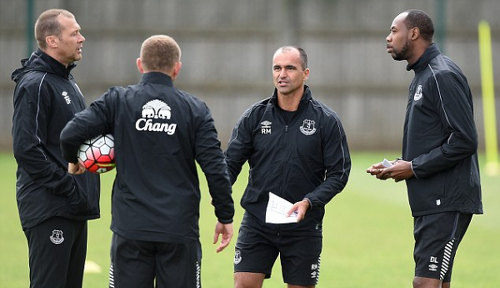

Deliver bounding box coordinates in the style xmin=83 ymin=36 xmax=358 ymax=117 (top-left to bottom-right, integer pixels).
xmin=272 ymin=49 xmax=309 ymax=96
xmin=386 ymin=13 xmax=411 ymax=61
xmin=54 ymin=15 xmax=85 ymax=66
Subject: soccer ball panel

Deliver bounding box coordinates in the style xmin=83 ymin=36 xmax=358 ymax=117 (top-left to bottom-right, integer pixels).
xmin=92 ymin=147 xmax=103 ymax=159
xmin=99 ymin=145 xmax=111 ymax=155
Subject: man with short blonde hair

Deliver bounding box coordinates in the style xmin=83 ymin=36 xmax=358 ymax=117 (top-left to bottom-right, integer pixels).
xmin=12 ymin=8 xmax=100 ymax=288
xmin=61 ymin=34 xmax=234 ymax=288
xmin=140 ymin=35 xmax=181 ymax=72
xmin=35 ymin=9 xmax=75 ymax=49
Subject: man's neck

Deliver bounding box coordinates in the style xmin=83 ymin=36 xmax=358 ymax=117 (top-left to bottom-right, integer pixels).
xmin=42 ymin=48 xmax=69 ymax=68
xmin=407 ymin=42 xmax=430 ymax=66
xmin=277 ymin=89 xmax=303 ymax=112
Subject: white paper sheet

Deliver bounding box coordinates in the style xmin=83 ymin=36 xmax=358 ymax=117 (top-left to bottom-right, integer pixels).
xmin=265 ymin=192 xmax=298 ymax=224
xmin=382 ymin=158 xmax=393 ymax=168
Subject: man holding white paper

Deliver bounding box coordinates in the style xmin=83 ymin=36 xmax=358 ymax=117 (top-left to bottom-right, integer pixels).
xmin=367 ymin=10 xmax=482 ymax=288
xmin=266 ymin=192 xmax=298 ymax=224
xmin=225 ymin=46 xmax=351 ymax=288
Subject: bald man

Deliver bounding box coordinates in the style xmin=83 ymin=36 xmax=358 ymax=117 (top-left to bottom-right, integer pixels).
xmin=368 ymin=9 xmax=482 ymax=288
xmin=226 ymin=46 xmax=351 ymax=288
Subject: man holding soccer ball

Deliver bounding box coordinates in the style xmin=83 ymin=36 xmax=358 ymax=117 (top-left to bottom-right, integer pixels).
xmin=60 ymin=35 xmax=234 ymax=288
xmin=11 ymin=9 xmax=100 ymax=288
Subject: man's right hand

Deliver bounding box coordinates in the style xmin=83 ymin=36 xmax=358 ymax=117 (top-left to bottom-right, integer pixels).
xmin=68 ymin=162 xmax=86 ymax=175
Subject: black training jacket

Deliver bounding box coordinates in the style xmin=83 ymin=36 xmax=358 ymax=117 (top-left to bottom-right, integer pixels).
xmin=60 ymin=72 xmax=234 ymax=242
xmin=11 ymin=49 xmax=100 ymax=230
xmin=225 ymin=86 xmax=351 ymax=234
xmin=403 ymin=44 xmax=483 ymax=216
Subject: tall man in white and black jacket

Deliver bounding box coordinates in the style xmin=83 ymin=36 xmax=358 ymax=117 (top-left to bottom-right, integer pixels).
xmin=60 ymin=35 xmax=234 ymax=288
xmin=11 ymin=9 xmax=100 ymax=288
xmin=367 ymin=9 xmax=483 ymax=288
xmin=226 ymin=46 xmax=351 ymax=288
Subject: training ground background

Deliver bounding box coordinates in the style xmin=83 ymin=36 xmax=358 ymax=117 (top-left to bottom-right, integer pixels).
xmin=1 ymin=0 xmax=499 ymax=287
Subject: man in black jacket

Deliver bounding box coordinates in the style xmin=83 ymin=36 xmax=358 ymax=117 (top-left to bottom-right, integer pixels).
xmin=60 ymin=35 xmax=234 ymax=288
xmin=226 ymin=46 xmax=351 ymax=288
xmin=367 ymin=9 xmax=483 ymax=288
xmin=11 ymin=9 xmax=100 ymax=288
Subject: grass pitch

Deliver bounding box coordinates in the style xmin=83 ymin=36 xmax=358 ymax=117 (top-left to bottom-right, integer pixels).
xmin=0 ymin=152 xmax=498 ymax=287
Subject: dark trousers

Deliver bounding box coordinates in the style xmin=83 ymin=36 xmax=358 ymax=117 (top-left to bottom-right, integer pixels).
xmin=24 ymin=217 xmax=88 ymax=288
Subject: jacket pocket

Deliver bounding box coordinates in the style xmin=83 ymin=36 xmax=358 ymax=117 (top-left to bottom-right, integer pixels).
xmin=407 ymin=172 xmax=446 ymax=214
xmin=67 ymin=184 xmax=89 ymax=213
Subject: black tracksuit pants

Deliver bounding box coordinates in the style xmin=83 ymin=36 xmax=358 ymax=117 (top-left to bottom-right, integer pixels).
xmin=24 ymin=217 xmax=88 ymax=288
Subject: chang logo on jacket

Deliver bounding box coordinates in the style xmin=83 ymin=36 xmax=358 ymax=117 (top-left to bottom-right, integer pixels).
xmin=135 ymin=99 xmax=177 ymax=135
xmin=414 ymin=84 xmax=423 ymax=101
xmin=261 ymin=121 xmax=272 ymax=134
xmin=300 ymin=119 xmax=316 ymax=136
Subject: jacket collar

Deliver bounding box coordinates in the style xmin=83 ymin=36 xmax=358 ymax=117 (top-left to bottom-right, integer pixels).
xmin=37 ymin=49 xmax=77 ymax=78
xmin=406 ymin=43 xmax=441 ymax=72
xmin=140 ymin=72 xmax=174 ymax=86
xmin=270 ymin=85 xmax=312 ymax=107
xmin=11 ymin=49 xmax=76 ymax=82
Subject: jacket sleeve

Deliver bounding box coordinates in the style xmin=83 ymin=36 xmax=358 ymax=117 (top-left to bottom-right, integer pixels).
xmin=411 ymin=70 xmax=478 ymax=178
xmin=60 ymin=90 xmax=114 ymax=163
xmin=304 ymin=115 xmax=351 ymax=208
xmin=224 ymin=108 xmax=254 ymax=184
xmin=12 ymin=82 xmax=75 ymax=195
xmin=195 ymin=103 xmax=234 ymax=224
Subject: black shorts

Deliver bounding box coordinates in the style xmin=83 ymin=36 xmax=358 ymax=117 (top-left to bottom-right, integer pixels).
xmin=413 ymin=212 xmax=472 ymax=282
xmin=110 ymin=233 xmax=202 ymax=288
xmin=234 ymin=213 xmax=322 ymax=286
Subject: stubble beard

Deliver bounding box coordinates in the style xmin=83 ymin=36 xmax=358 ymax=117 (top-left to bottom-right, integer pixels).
xmin=391 ymin=40 xmax=410 ymax=61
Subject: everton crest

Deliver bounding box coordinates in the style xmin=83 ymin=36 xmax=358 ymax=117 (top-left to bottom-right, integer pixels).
xmin=300 ymin=119 xmax=316 ymax=136
xmin=234 ymin=249 xmax=242 ymax=265
xmin=414 ymin=84 xmax=423 ymax=101
xmin=50 ymin=229 xmax=64 ymax=245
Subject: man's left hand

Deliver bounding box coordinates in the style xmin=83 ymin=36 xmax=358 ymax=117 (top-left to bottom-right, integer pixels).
xmin=287 ymin=199 xmax=310 ymax=222
xmin=367 ymin=160 xmax=414 ymax=182
xmin=213 ymin=221 xmax=233 ymax=253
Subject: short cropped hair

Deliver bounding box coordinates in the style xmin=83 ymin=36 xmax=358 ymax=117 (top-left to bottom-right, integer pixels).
xmin=275 ymin=46 xmax=308 ymax=70
xmin=140 ymin=35 xmax=181 ymax=72
xmin=35 ymin=9 xmax=75 ymax=50
xmin=404 ymin=9 xmax=434 ymax=42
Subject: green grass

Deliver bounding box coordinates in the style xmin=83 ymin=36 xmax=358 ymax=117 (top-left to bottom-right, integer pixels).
xmin=1 ymin=151 xmax=499 ymax=287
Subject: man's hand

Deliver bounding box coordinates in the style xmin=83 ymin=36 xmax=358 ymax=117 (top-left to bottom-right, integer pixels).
xmin=287 ymin=199 xmax=310 ymax=222
xmin=366 ymin=159 xmax=414 ymax=182
xmin=213 ymin=222 xmax=233 ymax=253
xmin=384 ymin=160 xmax=414 ymax=182
xmin=366 ymin=161 xmax=391 ymax=180
xmin=68 ymin=162 xmax=86 ymax=175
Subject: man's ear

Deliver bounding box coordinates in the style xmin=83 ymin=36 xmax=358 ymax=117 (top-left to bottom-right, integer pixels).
xmin=303 ymin=67 xmax=310 ymax=82
xmin=172 ymin=61 xmax=182 ymax=79
xmin=46 ymin=35 xmax=58 ymax=48
xmin=136 ymin=58 xmax=144 ymax=74
xmin=410 ymin=27 xmax=420 ymax=41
